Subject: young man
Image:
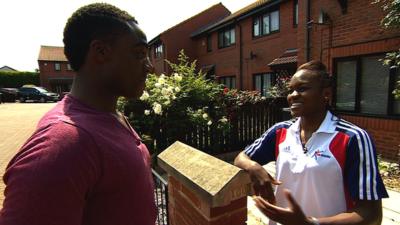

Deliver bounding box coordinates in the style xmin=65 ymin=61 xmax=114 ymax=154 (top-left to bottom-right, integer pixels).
xmin=0 ymin=3 xmax=156 ymax=225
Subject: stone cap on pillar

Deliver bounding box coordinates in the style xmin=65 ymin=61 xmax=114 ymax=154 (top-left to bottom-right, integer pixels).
xmin=158 ymin=141 xmax=252 ymax=208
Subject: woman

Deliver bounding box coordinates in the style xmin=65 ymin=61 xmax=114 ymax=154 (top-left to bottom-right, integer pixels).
xmin=234 ymin=61 xmax=388 ymax=225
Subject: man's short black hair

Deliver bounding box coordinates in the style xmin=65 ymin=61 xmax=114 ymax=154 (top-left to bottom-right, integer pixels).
xmin=63 ymin=3 xmax=137 ymax=71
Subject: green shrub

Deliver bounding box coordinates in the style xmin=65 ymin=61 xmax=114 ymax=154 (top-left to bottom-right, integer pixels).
xmin=0 ymin=71 xmax=40 ymax=88
xmin=119 ymin=50 xmax=267 ymax=154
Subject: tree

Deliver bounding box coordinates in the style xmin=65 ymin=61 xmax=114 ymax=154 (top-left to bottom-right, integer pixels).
xmin=373 ymin=0 xmax=400 ymax=98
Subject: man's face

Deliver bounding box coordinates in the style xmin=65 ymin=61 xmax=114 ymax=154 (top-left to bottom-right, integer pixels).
xmin=106 ymin=22 xmax=153 ymax=98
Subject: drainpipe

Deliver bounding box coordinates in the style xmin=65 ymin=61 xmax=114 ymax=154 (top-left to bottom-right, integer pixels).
xmin=306 ymin=0 xmax=311 ymax=61
xmin=238 ymin=22 xmax=243 ymax=90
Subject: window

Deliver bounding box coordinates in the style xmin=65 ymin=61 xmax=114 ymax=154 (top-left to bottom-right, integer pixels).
xmin=155 ymin=43 xmax=163 ymax=58
xmin=335 ymin=54 xmax=399 ymax=116
xmin=67 ymin=64 xmax=72 ymax=71
xmin=54 ymin=63 xmax=61 ymax=71
xmin=207 ymin=35 xmax=212 ymax=52
xmin=253 ymin=10 xmax=280 ymax=37
xmin=218 ymin=27 xmax=235 ymax=48
xmin=394 ymin=70 xmax=400 ymax=114
xmin=219 ymin=76 xmax=236 ymax=89
xmin=254 ymin=73 xmax=273 ymax=96
xmin=293 ymin=0 xmax=298 ymax=26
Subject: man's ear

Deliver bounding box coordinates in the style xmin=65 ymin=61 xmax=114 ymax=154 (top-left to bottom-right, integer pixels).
xmin=88 ymin=40 xmax=112 ymax=64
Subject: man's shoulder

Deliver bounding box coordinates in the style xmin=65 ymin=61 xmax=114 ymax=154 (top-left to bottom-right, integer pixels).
xmin=26 ymin=120 xmax=96 ymax=152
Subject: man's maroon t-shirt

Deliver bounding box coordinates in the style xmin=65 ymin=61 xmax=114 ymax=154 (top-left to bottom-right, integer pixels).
xmin=0 ymin=95 xmax=156 ymax=225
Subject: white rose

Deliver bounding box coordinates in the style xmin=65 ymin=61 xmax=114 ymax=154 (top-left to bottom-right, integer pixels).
xmin=174 ymin=73 xmax=182 ymax=82
xmin=174 ymin=87 xmax=180 ymax=92
xmin=155 ymin=83 xmax=162 ymax=88
xmin=219 ymin=117 xmax=228 ymax=123
xmin=161 ymin=88 xmax=169 ymax=96
xmin=153 ymin=103 xmax=162 ymax=115
xmin=172 ymin=95 xmax=177 ymax=100
xmin=144 ymin=110 xmax=150 ymax=115
xmin=207 ymin=120 xmax=212 ymax=126
xmin=164 ymin=100 xmax=171 ymax=106
xmin=202 ymin=113 xmax=208 ymax=119
xmin=139 ymin=91 xmax=149 ymax=101
xmin=158 ymin=77 xmax=166 ymax=84
xmin=160 ymin=74 xmax=166 ymax=79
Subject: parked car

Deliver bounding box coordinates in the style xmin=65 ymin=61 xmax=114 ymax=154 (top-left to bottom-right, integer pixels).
xmin=18 ymin=86 xmax=60 ymax=103
xmin=0 ymin=88 xmax=18 ymax=103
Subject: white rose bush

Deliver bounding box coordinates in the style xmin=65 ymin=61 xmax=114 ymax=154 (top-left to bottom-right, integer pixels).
xmin=118 ymin=51 xmax=268 ymax=155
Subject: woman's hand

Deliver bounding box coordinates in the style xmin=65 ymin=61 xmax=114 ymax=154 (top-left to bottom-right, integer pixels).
xmin=247 ymin=161 xmax=281 ymax=204
xmin=253 ymin=189 xmax=313 ymax=225
xmin=234 ymin=151 xmax=281 ymax=204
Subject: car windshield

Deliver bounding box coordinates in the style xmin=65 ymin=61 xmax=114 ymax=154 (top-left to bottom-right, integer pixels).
xmin=36 ymin=87 xmax=49 ymax=93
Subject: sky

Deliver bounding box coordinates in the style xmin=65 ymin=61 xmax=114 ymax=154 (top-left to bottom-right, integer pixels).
xmin=0 ymin=0 xmax=256 ymax=72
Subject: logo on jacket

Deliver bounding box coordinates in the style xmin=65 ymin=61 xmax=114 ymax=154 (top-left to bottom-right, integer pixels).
xmin=312 ymin=149 xmax=331 ymax=160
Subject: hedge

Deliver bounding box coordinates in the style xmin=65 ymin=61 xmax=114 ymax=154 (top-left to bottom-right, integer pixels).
xmin=0 ymin=71 xmax=40 ymax=88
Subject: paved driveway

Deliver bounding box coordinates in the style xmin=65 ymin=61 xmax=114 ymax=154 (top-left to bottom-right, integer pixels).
xmin=0 ymin=102 xmax=56 ymax=207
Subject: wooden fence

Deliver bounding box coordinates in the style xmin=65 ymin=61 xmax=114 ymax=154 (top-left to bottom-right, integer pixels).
xmin=147 ymin=97 xmax=289 ymax=155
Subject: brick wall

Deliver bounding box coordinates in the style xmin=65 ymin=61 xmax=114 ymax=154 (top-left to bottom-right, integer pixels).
xmin=158 ymin=142 xmax=251 ymax=225
xmin=303 ymin=0 xmax=400 ymax=70
xmin=195 ymin=0 xmax=298 ymax=90
xmin=342 ymin=115 xmax=400 ymax=161
xmin=38 ymin=61 xmax=75 ymax=90
xmin=150 ymin=4 xmax=230 ymax=75
xmin=168 ymin=176 xmax=247 ymax=225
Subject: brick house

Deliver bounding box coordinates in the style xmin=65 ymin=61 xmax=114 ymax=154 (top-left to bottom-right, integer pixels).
xmin=150 ymin=0 xmax=400 ymax=161
xmin=38 ymin=46 xmax=75 ymax=93
xmin=148 ymin=3 xmax=231 ymax=75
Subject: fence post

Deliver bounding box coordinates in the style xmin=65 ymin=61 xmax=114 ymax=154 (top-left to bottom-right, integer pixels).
xmin=158 ymin=141 xmax=252 ymax=225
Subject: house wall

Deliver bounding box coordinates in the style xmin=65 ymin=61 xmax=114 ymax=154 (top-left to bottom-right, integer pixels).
xmin=38 ymin=61 xmax=75 ymax=92
xmin=149 ymin=0 xmax=400 ymax=161
xmin=150 ymin=3 xmax=231 ymax=75
xmin=194 ymin=0 xmax=298 ymax=90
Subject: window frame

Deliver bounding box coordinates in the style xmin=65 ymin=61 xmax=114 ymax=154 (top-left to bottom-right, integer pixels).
xmin=154 ymin=43 xmax=163 ymax=59
xmin=219 ymin=75 xmax=236 ymax=89
xmin=293 ymin=0 xmax=298 ymax=27
xmin=252 ymin=8 xmax=280 ymax=38
xmin=253 ymin=73 xmax=275 ymax=97
xmin=218 ymin=27 xmax=236 ymax=49
xmin=54 ymin=63 xmax=61 ymax=71
xmin=333 ymin=53 xmax=400 ymax=118
xmin=207 ymin=35 xmax=212 ymax=52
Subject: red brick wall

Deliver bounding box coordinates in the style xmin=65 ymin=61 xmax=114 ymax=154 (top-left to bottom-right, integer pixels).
xmin=195 ymin=0 xmax=298 ymax=90
xmin=341 ymin=115 xmax=400 ymax=161
xmin=38 ymin=61 xmax=75 ymax=90
xmin=302 ymin=0 xmax=400 ymax=70
xmin=168 ymin=176 xmax=247 ymax=225
xmin=149 ymin=0 xmax=400 ymax=161
xmin=150 ymin=4 xmax=231 ymax=75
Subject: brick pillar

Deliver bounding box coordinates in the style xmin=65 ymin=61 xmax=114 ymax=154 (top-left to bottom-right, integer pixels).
xmin=158 ymin=141 xmax=252 ymax=225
